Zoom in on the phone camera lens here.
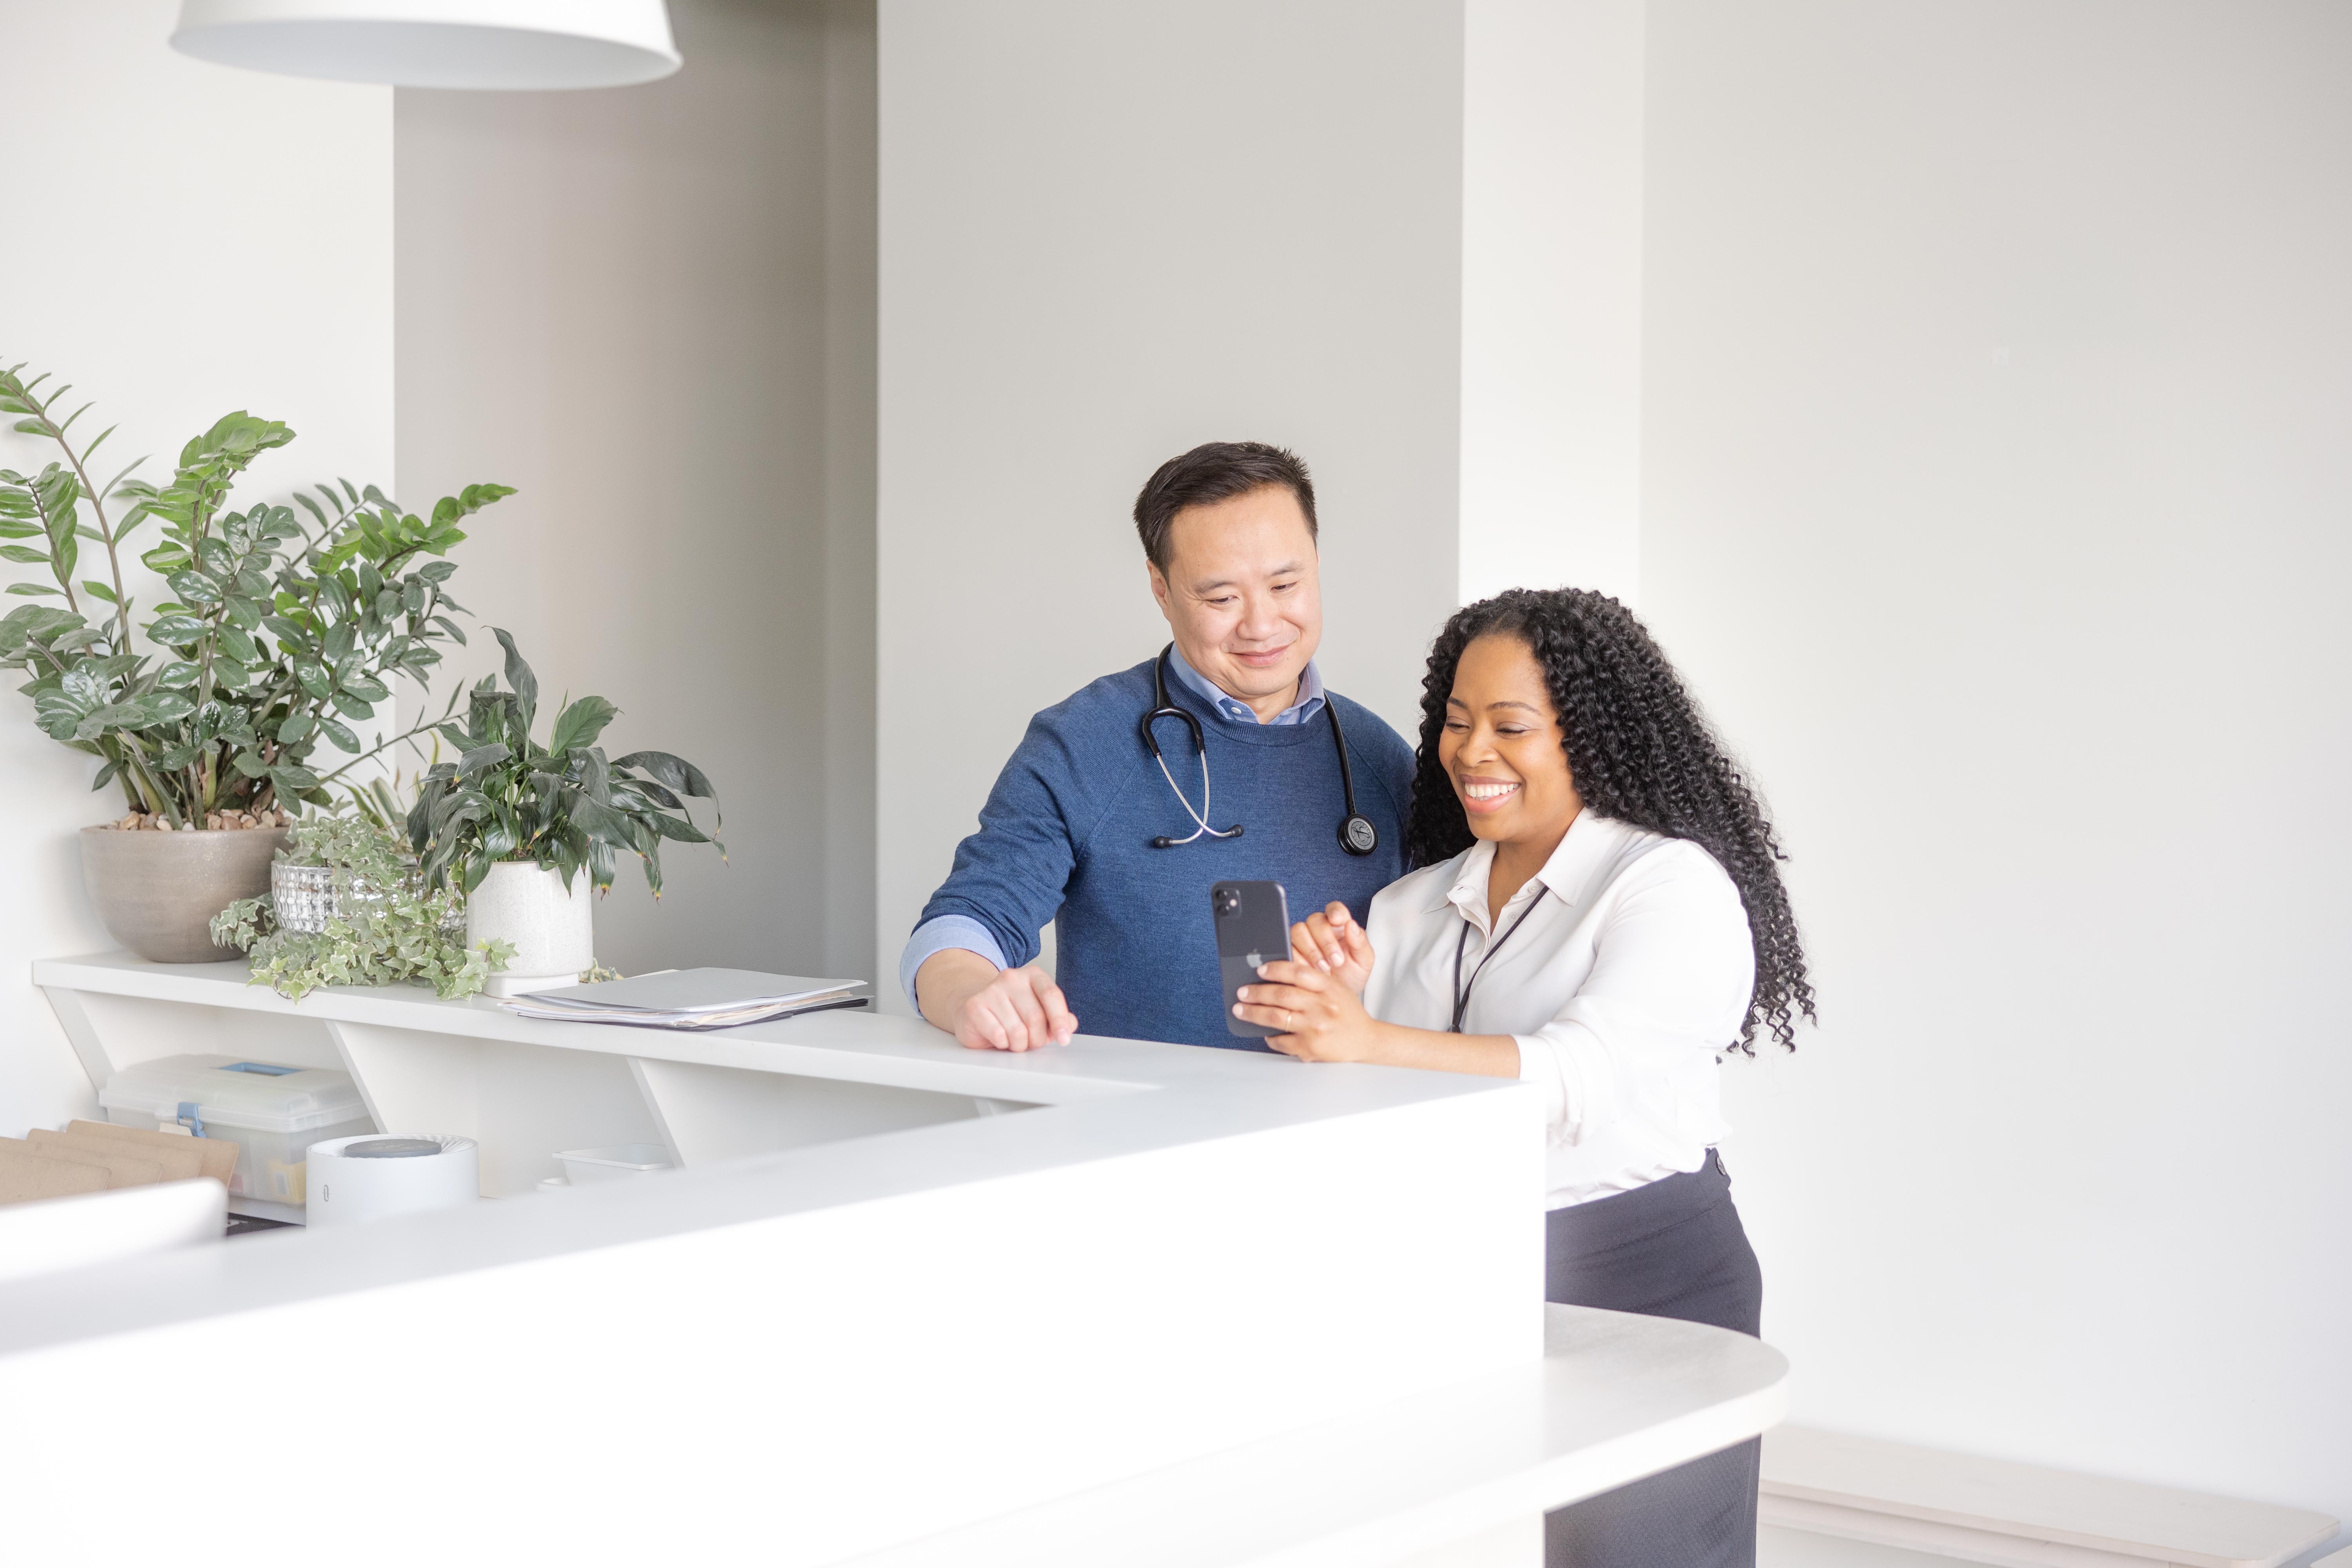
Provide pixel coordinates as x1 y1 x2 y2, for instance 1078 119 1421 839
1214 888 1240 916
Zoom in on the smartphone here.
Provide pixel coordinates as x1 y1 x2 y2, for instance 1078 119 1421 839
1213 880 1292 1039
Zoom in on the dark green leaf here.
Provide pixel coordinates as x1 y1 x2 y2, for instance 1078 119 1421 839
74 691 194 741
34 664 109 739
614 750 717 800
217 623 258 665
293 661 332 700
491 627 537 730
646 812 711 844
457 742 512 777
547 695 617 757
147 613 208 645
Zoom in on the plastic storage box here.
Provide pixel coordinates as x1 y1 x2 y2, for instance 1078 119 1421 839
97 1054 372 1206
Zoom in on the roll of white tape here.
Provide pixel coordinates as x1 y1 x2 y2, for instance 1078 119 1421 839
306 1134 480 1226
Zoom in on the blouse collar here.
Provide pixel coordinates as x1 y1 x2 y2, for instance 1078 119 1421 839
1427 809 1638 929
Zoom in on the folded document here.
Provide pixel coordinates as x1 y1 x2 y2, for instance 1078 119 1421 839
498 968 869 1030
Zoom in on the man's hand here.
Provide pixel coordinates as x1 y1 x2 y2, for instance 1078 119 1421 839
916 948 1077 1052
1289 901 1375 995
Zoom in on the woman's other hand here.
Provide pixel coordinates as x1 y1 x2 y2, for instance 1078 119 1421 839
1288 902 1374 995
1236 958 1383 1062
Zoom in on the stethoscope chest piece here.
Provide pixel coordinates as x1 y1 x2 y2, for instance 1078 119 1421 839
1339 813 1379 857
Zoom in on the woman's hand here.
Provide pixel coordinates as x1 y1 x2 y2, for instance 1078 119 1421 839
1235 958 1386 1063
1289 902 1375 996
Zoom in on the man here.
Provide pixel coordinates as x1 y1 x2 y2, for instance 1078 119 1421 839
903 441 1418 1052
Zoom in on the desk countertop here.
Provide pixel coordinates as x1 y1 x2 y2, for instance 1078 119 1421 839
13 954 1785 1565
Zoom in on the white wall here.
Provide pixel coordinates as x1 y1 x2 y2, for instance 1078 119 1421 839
1640 0 2352 1528
394 0 878 983
1460 0 1644 608
875 0 1467 1000
0 4 391 1138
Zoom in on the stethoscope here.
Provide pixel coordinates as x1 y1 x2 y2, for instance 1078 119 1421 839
1138 644 1379 856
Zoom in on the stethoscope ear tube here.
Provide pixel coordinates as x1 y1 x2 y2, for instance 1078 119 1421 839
1142 645 1377 856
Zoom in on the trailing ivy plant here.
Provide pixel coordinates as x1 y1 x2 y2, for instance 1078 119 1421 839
408 629 723 897
0 362 512 825
209 815 515 1001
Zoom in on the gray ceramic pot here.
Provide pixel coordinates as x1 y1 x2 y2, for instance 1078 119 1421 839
79 825 289 963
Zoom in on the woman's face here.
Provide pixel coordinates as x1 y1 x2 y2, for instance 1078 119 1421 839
1439 633 1583 847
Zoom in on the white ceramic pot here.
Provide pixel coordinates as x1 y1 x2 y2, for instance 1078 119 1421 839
465 861 594 997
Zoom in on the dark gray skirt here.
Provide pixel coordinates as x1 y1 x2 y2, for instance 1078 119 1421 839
1543 1149 1764 1568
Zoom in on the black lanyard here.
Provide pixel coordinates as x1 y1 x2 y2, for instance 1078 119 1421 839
1449 898 1543 1033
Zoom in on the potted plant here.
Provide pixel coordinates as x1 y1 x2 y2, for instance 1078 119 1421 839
407 630 722 996
0 363 510 960
209 815 515 1001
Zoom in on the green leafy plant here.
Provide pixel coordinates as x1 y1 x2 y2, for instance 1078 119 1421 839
408 629 723 897
209 815 515 1001
0 363 512 826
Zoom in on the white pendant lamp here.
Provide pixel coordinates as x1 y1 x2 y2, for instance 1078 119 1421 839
170 0 681 91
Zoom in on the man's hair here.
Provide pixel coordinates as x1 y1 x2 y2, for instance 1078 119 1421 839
1132 441 1317 572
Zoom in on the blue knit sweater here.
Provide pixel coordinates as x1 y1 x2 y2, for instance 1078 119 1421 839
914 656 1418 1051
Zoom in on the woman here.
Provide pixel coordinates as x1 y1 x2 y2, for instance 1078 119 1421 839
1232 588 1813 1568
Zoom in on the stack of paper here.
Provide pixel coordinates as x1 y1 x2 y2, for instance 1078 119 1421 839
499 968 869 1031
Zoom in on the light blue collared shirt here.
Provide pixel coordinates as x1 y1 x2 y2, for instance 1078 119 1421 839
899 648 1328 1007
1164 643 1327 727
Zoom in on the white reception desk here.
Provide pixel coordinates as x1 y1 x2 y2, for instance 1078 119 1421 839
12 954 1788 1566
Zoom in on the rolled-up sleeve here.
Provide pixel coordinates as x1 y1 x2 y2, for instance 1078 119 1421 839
1512 848 1756 1145
900 915 1011 1011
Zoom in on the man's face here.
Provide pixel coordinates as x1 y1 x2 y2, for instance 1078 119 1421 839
1148 485 1322 718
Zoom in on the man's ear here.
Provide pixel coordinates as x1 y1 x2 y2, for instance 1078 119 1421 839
1147 561 1172 617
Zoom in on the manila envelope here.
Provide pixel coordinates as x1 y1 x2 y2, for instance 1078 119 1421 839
62 1120 238 1186
0 1147 109 1205
0 1136 163 1189
35 1126 205 1183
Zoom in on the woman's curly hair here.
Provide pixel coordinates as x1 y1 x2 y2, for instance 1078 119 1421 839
1405 588 1815 1053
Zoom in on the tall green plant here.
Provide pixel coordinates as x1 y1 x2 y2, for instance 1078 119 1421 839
0 363 511 824
408 630 723 897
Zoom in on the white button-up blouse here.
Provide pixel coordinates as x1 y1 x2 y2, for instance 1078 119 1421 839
1362 809 1756 1209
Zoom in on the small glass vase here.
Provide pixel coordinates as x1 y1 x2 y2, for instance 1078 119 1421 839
270 860 461 934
